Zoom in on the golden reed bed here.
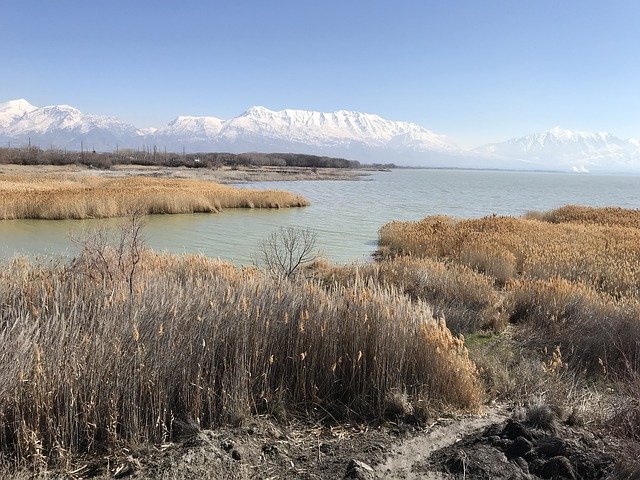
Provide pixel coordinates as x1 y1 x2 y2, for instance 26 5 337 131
0 173 309 219
377 205 640 375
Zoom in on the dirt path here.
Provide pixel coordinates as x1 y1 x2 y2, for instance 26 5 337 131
375 406 508 479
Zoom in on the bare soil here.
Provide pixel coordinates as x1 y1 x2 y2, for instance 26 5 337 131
2 406 633 479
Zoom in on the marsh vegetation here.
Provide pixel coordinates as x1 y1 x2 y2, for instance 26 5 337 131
0 204 639 477
0 173 309 220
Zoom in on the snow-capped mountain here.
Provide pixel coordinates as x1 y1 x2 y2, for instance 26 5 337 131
153 115 224 151
148 106 461 163
0 100 143 151
0 99 38 127
2 99 640 172
0 99 462 164
475 127 640 173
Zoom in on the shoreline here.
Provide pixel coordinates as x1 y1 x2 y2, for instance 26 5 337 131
0 163 376 183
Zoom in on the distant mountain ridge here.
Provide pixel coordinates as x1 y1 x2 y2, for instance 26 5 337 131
1 99 639 173
475 126 640 173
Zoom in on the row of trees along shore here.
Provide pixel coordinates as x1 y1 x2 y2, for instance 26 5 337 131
0 146 395 170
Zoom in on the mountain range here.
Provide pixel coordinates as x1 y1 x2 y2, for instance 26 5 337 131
1 99 639 173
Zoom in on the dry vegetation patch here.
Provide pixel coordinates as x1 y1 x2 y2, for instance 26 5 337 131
310 256 505 333
0 248 481 467
379 205 640 380
380 214 640 297
0 173 308 220
526 204 640 229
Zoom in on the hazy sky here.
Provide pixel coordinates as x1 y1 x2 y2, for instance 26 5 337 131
2 0 639 148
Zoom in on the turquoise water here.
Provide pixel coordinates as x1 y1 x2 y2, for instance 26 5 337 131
1 169 639 264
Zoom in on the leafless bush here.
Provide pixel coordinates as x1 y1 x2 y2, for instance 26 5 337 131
257 226 318 278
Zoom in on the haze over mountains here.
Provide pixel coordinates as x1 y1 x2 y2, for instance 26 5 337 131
1 99 639 173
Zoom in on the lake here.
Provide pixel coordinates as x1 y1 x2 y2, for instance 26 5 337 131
1 169 639 264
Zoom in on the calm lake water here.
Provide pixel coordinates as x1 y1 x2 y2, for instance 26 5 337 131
1 169 639 264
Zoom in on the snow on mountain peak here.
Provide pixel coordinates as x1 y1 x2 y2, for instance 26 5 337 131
474 126 640 173
1 99 36 110
1 98 638 172
0 99 38 127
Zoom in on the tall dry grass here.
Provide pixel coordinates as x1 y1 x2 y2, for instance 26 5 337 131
380 212 640 297
0 249 481 467
379 206 640 378
0 173 308 220
526 204 640 229
507 278 640 374
310 256 505 333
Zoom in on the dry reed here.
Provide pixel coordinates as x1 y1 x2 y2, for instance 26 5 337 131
526 204 640 229
0 248 481 467
0 173 308 220
310 256 505 333
380 211 640 297
379 206 640 377
507 278 640 374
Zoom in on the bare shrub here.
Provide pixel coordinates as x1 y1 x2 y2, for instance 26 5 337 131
524 399 558 430
257 226 318 278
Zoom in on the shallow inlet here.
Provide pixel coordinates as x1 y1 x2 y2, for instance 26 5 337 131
1 168 639 263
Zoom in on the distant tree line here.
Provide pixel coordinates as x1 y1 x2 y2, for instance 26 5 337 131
0 147 395 170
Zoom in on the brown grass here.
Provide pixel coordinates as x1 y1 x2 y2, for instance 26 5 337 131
507 278 640 374
526 204 640 229
379 206 640 378
310 256 505 333
0 173 309 220
380 213 640 297
0 247 481 467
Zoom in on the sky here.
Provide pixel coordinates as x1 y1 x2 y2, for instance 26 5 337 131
1 0 639 148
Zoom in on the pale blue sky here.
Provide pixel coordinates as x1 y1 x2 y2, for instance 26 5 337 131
2 0 639 148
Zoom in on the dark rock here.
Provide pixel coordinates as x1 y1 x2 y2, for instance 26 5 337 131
231 449 242 461
541 456 576 480
502 420 534 441
489 435 513 450
484 423 504 437
524 449 539 463
172 418 201 441
445 451 466 473
570 450 615 479
513 456 529 474
507 436 533 458
443 444 529 479
535 437 571 458
529 458 546 475
344 459 374 479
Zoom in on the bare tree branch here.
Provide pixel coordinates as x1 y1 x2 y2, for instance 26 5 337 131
257 227 318 278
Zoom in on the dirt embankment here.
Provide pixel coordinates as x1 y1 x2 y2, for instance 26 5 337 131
2 406 633 479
